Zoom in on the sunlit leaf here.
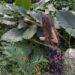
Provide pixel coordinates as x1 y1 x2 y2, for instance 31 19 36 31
1 28 22 42
0 18 16 26
15 0 32 9
16 7 27 17
27 11 42 21
56 10 75 37
23 25 37 39
17 21 28 29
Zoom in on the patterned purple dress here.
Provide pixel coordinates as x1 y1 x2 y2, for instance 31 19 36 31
41 14 62 75
48 47 62 75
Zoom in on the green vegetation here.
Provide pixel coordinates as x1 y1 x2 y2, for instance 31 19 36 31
0 0 75 75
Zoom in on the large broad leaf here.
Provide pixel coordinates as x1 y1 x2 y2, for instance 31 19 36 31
17 21 28 29
56 11 71 28
3 14 14 20
0 18 16 26
16 7 27 17
0 4 19 16
0 6 17 26
66 28 75 37
27 11 42 21
47 4 56 12
33 0 49 10
56 10 75 37
15 0 32 9
0 9 10 15
23 25 37 39
1 28 22 42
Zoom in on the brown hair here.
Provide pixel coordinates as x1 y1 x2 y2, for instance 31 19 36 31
42 14 59 45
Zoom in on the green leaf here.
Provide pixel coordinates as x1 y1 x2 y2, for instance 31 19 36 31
56 10 75 37
0 7 17 26
1 28 22 42
66 28 75 37
16 7 27 17
0 18 16 26
27 11 42 21
15 0 32 9
23 25 37 39
17 22 28 29
56 10 75 28
0 8 12 15
15 43 33 56
33 0 49 10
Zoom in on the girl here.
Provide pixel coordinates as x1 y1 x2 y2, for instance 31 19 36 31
38 14 62 75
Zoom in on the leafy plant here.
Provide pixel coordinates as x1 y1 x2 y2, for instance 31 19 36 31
15 0 32 9
0 0 75 75
0 2 48 75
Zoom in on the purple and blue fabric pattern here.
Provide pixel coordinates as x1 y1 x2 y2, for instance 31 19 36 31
48 48 62 75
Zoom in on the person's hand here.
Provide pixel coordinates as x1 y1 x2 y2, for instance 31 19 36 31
39 36 45 41
36 21 43 27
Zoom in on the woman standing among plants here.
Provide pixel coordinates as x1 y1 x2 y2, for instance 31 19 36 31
38 14 62 75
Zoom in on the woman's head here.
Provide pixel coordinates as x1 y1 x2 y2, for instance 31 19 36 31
42 14 59 45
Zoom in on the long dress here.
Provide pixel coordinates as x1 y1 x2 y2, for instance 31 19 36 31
48 26 62 75
41 14 62 75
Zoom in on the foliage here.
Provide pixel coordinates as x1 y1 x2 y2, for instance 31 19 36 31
0 2 49 75
15 0 32 9
0 0 75 75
